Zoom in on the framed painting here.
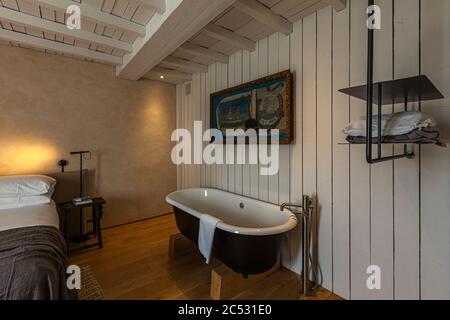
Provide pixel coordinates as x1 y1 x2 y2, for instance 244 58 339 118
210 70 294 144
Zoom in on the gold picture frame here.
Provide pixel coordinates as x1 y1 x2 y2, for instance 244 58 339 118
210 70 294 145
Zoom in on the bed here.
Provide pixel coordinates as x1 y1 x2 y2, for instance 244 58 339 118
0 201 59 232
0 175 76 300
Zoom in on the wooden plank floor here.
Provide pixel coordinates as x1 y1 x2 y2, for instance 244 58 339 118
70 214 342 300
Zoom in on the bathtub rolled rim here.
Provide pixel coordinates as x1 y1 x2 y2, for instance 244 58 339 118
166 188 298 236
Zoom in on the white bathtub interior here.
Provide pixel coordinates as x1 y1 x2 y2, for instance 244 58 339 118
166 188 297 235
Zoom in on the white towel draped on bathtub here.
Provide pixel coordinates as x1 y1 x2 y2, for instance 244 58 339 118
198 213 222 264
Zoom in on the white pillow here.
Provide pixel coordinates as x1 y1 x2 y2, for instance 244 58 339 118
343 111 437 137
0 194 52 210
0 175 56 197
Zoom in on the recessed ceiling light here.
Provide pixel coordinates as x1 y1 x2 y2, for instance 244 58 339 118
160 75 165 79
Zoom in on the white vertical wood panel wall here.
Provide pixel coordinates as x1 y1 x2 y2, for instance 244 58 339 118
175 0 450 300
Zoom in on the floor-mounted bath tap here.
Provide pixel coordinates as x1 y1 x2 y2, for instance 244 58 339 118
281 195 318 297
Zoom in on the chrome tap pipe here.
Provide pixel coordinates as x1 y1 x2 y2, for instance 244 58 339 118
281 195 317 297
302 211 310 295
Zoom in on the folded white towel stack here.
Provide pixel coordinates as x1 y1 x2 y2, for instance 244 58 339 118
198 213 222 264
343 111 437 137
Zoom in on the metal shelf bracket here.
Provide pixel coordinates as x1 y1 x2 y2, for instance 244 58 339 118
366 0 414 164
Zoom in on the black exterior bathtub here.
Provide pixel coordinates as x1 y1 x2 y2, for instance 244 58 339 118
173 207 285 276
167 189 297 277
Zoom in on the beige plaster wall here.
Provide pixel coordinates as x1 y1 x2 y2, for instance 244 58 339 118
0 45 177 227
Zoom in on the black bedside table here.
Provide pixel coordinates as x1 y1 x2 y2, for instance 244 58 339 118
59 197 105 252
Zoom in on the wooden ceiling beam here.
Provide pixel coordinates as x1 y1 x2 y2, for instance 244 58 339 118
178 42 229 64
33 0 146 37
0 28 122 65
233 0 293 35
116 0 235 80
202 23 256 51
331 0 347 12
141 0 166 14
0 7 132 52
162 56 208 73
292 0 348 21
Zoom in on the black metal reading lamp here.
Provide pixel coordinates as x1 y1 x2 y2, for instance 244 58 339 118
70 150 91 199
70 150 92 241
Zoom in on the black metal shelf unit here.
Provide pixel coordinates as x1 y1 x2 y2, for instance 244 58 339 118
338 0 444 164
339 75 443 106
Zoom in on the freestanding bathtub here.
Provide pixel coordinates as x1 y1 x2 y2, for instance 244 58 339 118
166 188 297 277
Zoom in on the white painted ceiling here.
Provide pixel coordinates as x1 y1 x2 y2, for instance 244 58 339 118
0 0 346 83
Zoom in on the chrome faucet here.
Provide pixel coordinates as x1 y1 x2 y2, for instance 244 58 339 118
281 196 313 213
280 202 303 212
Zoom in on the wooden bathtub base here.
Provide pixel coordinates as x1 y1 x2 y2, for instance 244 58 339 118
168 233 196 260
210 261 280 300
169 233 281 300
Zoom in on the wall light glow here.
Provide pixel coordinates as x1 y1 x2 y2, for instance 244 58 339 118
0 140 58 175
